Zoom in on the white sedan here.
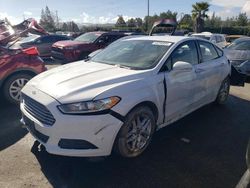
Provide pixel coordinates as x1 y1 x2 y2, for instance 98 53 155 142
20 36 241 158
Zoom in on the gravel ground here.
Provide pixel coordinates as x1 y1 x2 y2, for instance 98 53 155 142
0 82 250 188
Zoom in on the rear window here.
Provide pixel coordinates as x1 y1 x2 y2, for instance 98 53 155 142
198 41 219 62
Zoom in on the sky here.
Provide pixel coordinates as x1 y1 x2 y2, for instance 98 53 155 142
0 0 249 24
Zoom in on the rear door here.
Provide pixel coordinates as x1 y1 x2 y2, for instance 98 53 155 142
196 40 228 101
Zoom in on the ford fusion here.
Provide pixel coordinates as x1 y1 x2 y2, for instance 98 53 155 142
20 36 232 158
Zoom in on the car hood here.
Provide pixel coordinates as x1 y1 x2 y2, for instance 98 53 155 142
224 49 250 61
53 40 89 48
26 61 147 103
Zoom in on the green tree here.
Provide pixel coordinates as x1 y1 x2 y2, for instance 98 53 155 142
205 12 222 28
61 22 68 31
68 21 80 32
236 12 248 26
192 1 210 32
159 10 178 20
126 18 136 27
135 18 143 28
40 6 56 32
116 15 126 27
179 14 193 30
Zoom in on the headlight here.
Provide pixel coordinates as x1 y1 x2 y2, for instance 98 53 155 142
58 97 121 114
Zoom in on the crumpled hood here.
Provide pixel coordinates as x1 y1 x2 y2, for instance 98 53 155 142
26 61 146 103
224 49 250 61
53 40 89 48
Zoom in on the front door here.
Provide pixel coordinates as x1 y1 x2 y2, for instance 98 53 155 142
164 40 200 124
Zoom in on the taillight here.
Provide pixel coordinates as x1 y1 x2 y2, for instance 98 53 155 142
22 47 39 56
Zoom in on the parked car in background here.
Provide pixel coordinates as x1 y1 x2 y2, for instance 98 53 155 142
225 35 246 45
10 34 70 58
20 36 244 158
191 32 227 48
51 31 126 63
224 37 250 77
0 19 47 103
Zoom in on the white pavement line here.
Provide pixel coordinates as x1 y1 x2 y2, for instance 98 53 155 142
236 170 250 188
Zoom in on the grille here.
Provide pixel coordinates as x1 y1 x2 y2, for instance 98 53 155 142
22 94 56 126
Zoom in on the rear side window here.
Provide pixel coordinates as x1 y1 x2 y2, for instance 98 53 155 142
198 41 219 62
215 36 220 43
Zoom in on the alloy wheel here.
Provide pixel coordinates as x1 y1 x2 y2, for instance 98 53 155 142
9 78 29 101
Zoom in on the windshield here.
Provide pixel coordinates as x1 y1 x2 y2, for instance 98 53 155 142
192 35 210 40
74 33 101 43
91 40 172 70
20 35 40 43
226 39 250 50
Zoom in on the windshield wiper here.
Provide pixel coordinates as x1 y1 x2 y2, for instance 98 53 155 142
115 64 133 70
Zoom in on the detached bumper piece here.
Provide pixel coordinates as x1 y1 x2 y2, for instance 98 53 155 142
58 139 98 150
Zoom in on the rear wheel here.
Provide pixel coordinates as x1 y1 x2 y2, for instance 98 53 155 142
3 74 32 104
215 77 230 105
114 106 156 158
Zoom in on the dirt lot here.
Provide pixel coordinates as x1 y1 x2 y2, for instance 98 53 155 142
0 82 250 188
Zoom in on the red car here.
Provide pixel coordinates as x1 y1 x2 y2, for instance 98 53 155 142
52 31 126 63
0 19 46 104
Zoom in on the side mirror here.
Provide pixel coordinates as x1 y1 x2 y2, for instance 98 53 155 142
173 61 193 72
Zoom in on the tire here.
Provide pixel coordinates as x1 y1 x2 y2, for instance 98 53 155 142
3 74 32 104
215 77 230 105
114 106 156 158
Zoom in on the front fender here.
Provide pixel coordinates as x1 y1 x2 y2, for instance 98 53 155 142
95 74 165 124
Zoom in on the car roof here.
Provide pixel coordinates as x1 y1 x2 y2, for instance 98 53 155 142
192 32 224 37
233 37 250 42
122 35 188 43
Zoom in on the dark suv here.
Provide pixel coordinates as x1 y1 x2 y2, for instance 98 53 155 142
52 31 126 63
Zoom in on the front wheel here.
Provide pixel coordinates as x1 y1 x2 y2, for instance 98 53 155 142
114 106 156 158
3 74 32 104
215 77 230 105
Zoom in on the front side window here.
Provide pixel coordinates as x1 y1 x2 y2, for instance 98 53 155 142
92 40 172 70
198 41 219 62
171 41 199 66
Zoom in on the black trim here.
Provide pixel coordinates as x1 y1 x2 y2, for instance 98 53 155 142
195 40 202 64
109 110 125 122
58 139 98 150
57 107 111 116
163 77 167 123
57 106 125 122
22 115 49 143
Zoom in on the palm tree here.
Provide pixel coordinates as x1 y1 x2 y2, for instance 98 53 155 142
192 1 210 33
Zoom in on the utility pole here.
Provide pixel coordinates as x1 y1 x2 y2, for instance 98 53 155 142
146 0 150 32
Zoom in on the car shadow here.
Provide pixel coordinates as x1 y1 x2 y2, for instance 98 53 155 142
32 95 250 188
0 97 28 151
